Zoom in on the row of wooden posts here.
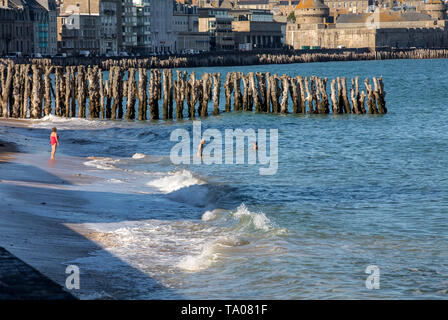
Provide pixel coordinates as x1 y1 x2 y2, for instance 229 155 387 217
4 48 446 70
0 63 387 120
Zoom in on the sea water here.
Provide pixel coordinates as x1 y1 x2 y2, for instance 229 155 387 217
1 58 448 299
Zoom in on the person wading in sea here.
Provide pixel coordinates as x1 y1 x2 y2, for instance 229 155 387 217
50 127 60 159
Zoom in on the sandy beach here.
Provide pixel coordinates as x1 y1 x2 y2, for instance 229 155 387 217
0 123 176 299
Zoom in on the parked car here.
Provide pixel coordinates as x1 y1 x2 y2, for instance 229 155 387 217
79 50 90 57
4 52 22 58
31 53 43 58
119 51 129 57
53 53 67 58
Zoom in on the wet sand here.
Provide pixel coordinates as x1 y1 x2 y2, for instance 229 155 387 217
0 127 174 299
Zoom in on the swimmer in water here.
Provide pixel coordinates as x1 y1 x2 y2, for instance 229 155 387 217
253 141 258 151
198 139 205 158
50 127 59 159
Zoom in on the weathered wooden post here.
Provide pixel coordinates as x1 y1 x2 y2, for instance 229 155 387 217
168 69 174 119
11 64 22 118
200 73 210 117
317 77 329 114
70 67 77 117
350 78 360 114
373 77 387 114
212 72 221 115
104 67 113 119
265 72 271 113
304 77 314 114
125 68 137 120
341 77 351 114
21 64 31 118
330 79 339 114
297 76 306 114
270 74 281 113
364 78 377 114
43 66 53 117
249 72 261 113
224 72 233 112
1 63 14 118
162 69 169 119
280 74 289 114
149 69 160 120
30 65 43 119
87 66 100 119
98 67 105 119
256 72 266 112
187 72 197 118
289 77 300 113
137 68 148 120
77 66 88 118
233 72 243 111
242 73 249 111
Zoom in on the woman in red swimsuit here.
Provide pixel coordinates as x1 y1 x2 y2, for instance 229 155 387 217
50 127 59 159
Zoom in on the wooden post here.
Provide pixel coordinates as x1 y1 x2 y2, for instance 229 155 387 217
304 77 314 114
11 64 22 118
77 66 87 118
256 72 266 112
162 69 169 120
233 72 243 111
87 66 100 119
297 76 306 114
364 78 377 114
98 67 105 119
341 77 351 113
70 67 77 118
242 73 249 111
373 77 387 114
43 66 53 117
289 77 300 113
224 72 233 112
212 72 221 115
21 64 31 118
270 74 281 113
265 72 271 113
317 77 329 114
350 78 360 114
168 69 174 119
125 68 137 120
249 72 261 113
1 63 14 118
336 77 344 114
200 73 210 117
137 67 148 120
280 74 289 114
30 65 43 119
188 72 197 118
330 79 338 114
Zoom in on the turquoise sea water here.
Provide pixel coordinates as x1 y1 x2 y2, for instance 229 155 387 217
2 58 448 299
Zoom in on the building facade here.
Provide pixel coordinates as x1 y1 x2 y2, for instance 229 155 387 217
174 2 210 52
0 0 33 55
286 0 448 49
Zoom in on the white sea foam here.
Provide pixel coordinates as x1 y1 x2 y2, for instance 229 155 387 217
233 203 273 231
146 170 205 193
201 209 221 221
83 157 119 170
132 153 147 159
30 115 113 130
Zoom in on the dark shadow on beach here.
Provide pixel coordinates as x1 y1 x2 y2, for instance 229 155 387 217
0 160 184 299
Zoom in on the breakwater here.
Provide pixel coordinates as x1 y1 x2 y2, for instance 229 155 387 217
0 62 387 120
1 48 447 70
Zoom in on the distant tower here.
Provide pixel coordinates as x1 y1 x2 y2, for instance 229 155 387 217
424 0 446 20
294 0 330 24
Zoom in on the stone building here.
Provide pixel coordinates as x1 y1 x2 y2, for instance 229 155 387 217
150 0 176 53
174 2 210 52
60 0 121 55
286 0 448 49
0 0 33 55
230 9 283 48
199 7 235 50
